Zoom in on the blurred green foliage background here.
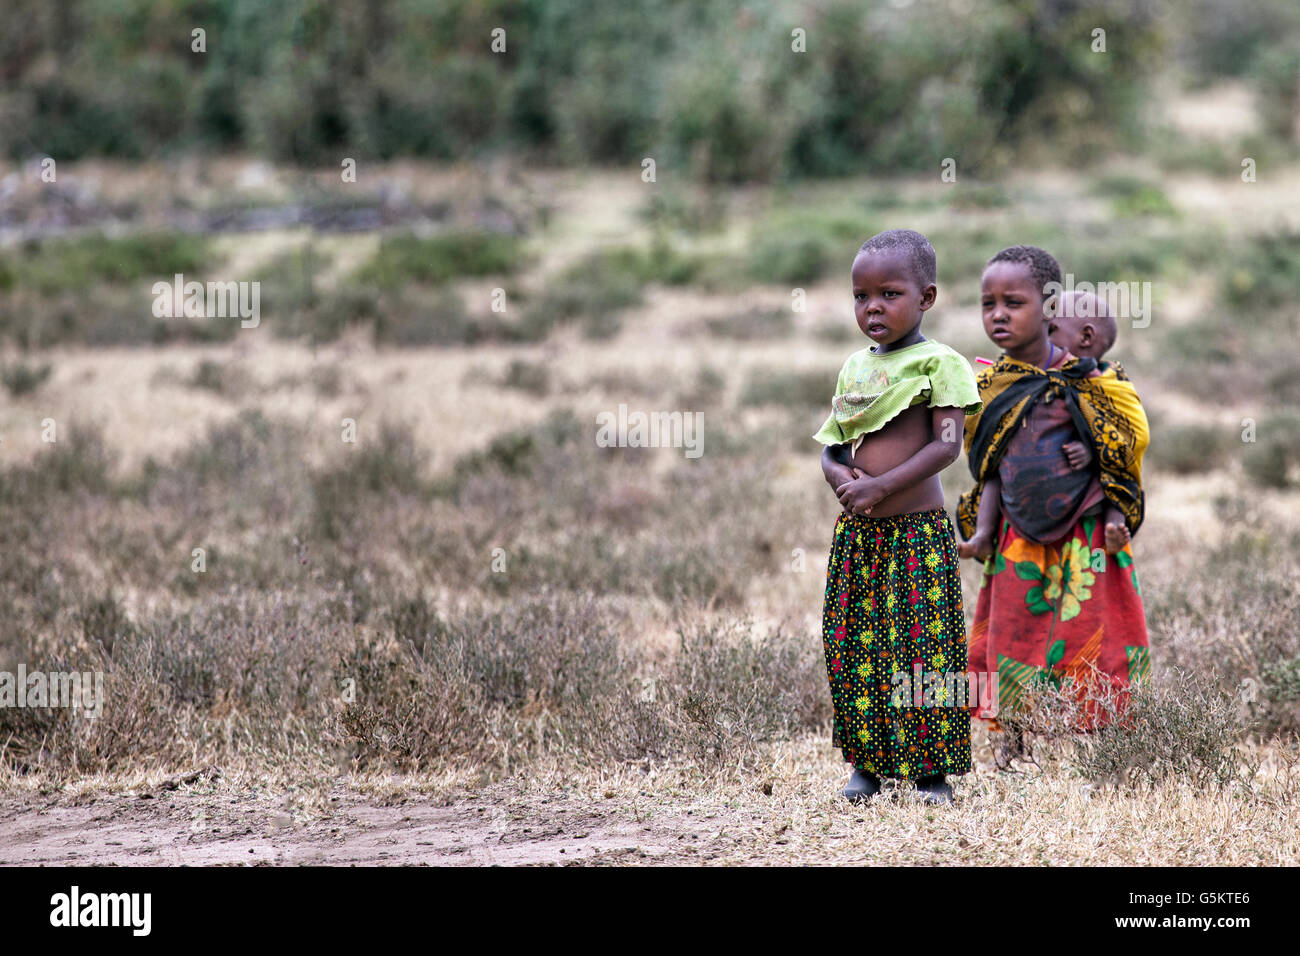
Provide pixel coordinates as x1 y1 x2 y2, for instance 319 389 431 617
1 0 1296 179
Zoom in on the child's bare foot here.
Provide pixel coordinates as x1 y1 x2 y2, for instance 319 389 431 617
957 532 993 562
1104 520 1130 555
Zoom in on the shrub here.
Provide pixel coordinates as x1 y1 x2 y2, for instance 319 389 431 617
637 187 729 235
352 231 522 288
1146 423 1231 474
311 421 428 540
705 309 793 340
334 597 828 772
0 360 52 397
1252 39 1300 141
0 422 116 504
995 665 1254 791
740 368 830 408
1091 175 1178 218
1150 520 1300 738
1241 412 1300 488
1069 671 1254 790
188 358 252 396
14 233 214 295
498 358 550 396
1219 230 1300 308
663 618 829 763
519 250 645 341
744 209 870 287
372 287 476 346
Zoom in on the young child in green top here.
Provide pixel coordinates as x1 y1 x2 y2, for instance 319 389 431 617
815 229 982 805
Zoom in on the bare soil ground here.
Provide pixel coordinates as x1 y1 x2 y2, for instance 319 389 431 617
4 733 1297 866
0 791 716 866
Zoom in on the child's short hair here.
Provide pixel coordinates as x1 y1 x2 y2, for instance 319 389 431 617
857 228 937 289
986 245 1062 303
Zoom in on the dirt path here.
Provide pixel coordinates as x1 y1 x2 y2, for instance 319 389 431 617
0 789 728 866
5 735 1298 867
6 764 1297 866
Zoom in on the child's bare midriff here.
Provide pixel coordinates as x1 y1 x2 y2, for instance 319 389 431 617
847 405 945 516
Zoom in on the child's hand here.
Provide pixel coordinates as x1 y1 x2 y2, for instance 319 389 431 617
957 532 994 562
836 469 888 514
822 459 855 492
1063 440 1092 470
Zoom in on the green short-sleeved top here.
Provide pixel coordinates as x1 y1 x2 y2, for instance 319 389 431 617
813 339 982 451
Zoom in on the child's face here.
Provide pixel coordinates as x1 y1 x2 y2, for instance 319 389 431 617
1048 314 1092 357
1049 291 1108 358
851 249 935 349
981 261 1050 353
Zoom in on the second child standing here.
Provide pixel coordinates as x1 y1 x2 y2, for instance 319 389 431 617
957 246 1151 743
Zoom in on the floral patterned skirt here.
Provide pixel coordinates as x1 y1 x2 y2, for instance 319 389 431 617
968 511 1150 731
821 509 972 779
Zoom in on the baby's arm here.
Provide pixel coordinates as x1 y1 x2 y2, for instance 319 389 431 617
835 406 965 514
957 475 1000 561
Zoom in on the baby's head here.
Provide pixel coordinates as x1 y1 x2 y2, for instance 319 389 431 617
1049 290 1117 360
851 228 937 350
980 245 1062 353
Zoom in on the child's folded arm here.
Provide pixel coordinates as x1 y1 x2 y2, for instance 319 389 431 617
821 443 854 490
849 406 967 505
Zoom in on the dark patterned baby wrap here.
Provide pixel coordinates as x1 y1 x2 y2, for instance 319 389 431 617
822 509 972 778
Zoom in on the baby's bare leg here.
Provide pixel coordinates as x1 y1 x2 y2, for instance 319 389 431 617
958 476 1001 561
1103 504 1130 555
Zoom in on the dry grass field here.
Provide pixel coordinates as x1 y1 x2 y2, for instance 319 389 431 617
1 92 1299 863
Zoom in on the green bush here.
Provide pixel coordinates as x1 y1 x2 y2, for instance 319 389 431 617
1180 0 1300 80
947 183 1011 211
352 231 522 289
747 233 837 286
1219 231 1300 308
519 249 646 341
638 188 729 235
14 233 215 295
1 0 1163 182
1091 175 1178 218
745 209 865 285
1251 39 1300 142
